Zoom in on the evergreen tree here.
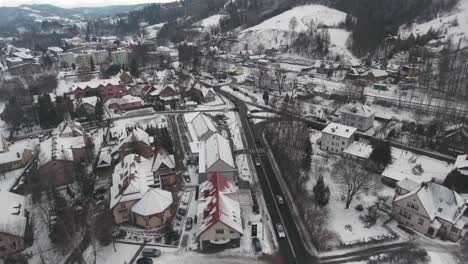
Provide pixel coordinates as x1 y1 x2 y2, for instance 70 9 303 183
158 127 174 153
369 141 392 169
75 163 95 201
130 58 140 77
90 57 95 72
313 175 330 207
263 91 269 105
106 64 121 76
302 138 312 172
95 99 104 121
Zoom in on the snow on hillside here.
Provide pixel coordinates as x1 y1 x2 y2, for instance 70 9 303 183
194 14 224 31
234 4 355 59
145 22 166 39
400 0 468 46
245 4 346 32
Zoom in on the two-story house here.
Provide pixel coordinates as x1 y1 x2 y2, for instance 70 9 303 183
0 192 28 257
393 179 467 242
111 127 154 162
151 147 177 188
197 173 243 251
321 123 357 154
339 102 375 132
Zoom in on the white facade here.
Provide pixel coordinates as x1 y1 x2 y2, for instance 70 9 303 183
321 123 356 154
339 102 375 131
93 50 109 65
75 53 92 69
111 49 129 66
58 52 75 68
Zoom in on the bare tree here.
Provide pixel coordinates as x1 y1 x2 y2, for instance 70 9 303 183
273 64 286 95
289 16 298 36
332 159 377 209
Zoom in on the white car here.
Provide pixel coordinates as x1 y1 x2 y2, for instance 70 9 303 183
276 223 286 238
276 195 284 204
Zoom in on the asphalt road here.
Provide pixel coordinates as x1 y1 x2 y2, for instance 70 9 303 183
218 89 312 264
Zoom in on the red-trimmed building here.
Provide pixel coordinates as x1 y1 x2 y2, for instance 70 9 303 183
196 173 243 251
69 80 128 102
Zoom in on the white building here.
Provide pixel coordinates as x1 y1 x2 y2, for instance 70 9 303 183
343 140 373 162
75 53 92 69
339 102 375 131
198 133 236 182
0 192 28 257
47 47 63 56
58 52 75 68
93 49 109 65
111 49 129 66
321 123 356 154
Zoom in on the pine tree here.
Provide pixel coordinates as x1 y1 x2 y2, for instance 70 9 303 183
263 91 269 105
313 175 330 207
95 99 104 121
302 138 312 172
90 57 95 72
369 141 392 169
130 58 140 77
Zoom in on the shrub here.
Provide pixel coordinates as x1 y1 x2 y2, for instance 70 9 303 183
355 204 364 211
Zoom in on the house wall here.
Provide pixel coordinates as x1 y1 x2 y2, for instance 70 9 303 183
321 132 354 154
340 112 375 131
112 200 138 225
133 208 173 229
199 222 241 243
0 232 25 257
203 92 216 103
392 195 432 235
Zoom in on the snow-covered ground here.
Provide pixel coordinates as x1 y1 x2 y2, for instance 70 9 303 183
145 22 166 39
400 0 468 47
194 14 224 31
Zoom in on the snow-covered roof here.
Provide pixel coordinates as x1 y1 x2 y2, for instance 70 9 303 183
0 148 28 164
112 128 152 155
395 182 466 225
51 120 85 137
343 141 372 159
151 147 175 172
454 154 468 176
38 135 85 167
197 173 243 237
105 95 143 107
201 87 215 98
69 78 121 92
74 96 99 108
322 123 356 138
191 113 217 141
0 191 27 238
199 133 235 173
369 69 388 78
340 102 374 117
396 178 420 192
48 47 63 53
109 154 155 209
97 147 112 168
131 188 172 216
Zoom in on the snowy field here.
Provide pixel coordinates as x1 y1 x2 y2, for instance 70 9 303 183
145 22 166 39
194 14 224 31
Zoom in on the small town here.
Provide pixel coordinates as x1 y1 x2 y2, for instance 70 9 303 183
0 0 468 264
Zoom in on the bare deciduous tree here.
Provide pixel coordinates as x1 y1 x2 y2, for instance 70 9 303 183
332 159 377 209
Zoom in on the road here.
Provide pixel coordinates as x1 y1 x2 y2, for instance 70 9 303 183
217 88 313 264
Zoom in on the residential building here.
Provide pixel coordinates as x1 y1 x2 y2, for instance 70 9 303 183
198 133 236 182
75 53 92 69
339 102 375 131
321 123 356 154
343 140 373 162
109 154 174 229
0 192 28 257
74 96 99 117
111 127 154 161
105 95 144 111
68 79 127 102
197 173 243 251
184 112 218 142
367 69 389 82
111 49 129 66
147 84 179 104
393 180 466 242
58 52 75 68
151 147 177 188
37 120 88 187
93 49 109 65
5 57 23 68
436 124 468 155
0 148 33 173
47 47 63 57
186 80 216 103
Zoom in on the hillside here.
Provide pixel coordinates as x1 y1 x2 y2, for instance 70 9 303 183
399 0 468 47
233 4 355 60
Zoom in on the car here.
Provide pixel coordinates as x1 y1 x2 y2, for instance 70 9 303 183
186 217 193 231
141 248 161 258
255 157 261 166
252 237 262 252
136 257 153 264
276 223 286 238
276 195 284 204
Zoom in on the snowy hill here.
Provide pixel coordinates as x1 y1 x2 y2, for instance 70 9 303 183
193 14 225 31
234 4 355 59
400 0 468 47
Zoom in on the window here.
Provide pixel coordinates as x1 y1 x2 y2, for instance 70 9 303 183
120 203 126 209
418 218 424 225
215 229 224 234
230 230 235 234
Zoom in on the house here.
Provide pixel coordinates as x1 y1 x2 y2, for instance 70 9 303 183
186 80 216 103
392 180 466 242
197 173 243 250
105 95 144 111
453 154 468 176
400 65 420 78
68 79 127 102
97 147 112 169
367 69 389 82
74 96 99 117
109 154 174 229
436 124 468 155
320 123 357 154
0 192 28 257
343 141 373 162
111 127 154 161
151 147 177 188
339 102 375 131
198 133 236 182
37 120 88 187
119 71 133 84
0 148 33 173
184 112 218 142
111 49 129 66
147 84 179 104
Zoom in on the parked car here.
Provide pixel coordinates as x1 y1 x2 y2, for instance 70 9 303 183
186 217 193 231
136 257 153 264
252 237 262 252
141 248 161 258
255 157 261 166
276 223 286 238
276 195 284 204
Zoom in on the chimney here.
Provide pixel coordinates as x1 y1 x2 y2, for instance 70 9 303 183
16 152 20 158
